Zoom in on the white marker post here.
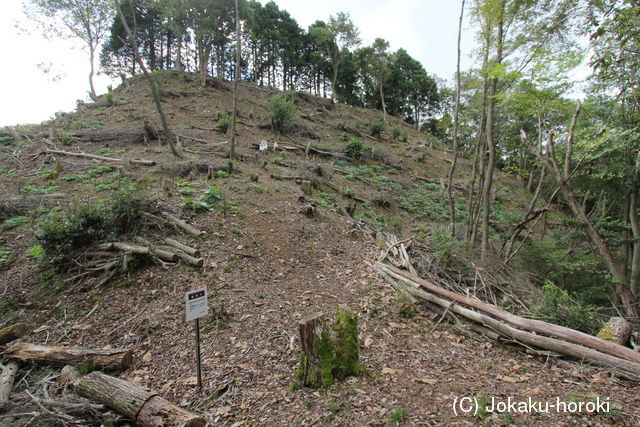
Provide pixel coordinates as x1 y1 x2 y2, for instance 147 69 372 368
185 288 208 388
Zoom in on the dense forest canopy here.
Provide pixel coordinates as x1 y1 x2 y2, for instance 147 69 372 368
24 0 640 319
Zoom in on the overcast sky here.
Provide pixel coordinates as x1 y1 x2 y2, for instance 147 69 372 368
0 0 476 127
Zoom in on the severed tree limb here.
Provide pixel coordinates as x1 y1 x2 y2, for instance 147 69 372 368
163 238 200 256
73 370 205 426
43 149 155 166
174 252 204 267
0 323 28 346
4 343 133 372
104 241 178 263
161 212 204 236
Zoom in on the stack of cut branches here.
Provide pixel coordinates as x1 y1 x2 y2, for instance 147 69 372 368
380 230 537 315
370 232 640 381
42 208 204 289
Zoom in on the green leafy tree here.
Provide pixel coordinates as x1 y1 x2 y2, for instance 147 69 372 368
310 12 360 101
25 0 114 100
357 38 391 120
386 49 440 126
102 0 168 76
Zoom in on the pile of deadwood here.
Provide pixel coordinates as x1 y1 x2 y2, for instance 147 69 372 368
0 323 207 425
368 232 640 382
49 209 206 290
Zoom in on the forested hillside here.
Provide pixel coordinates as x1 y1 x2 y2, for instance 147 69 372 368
0 0 639 425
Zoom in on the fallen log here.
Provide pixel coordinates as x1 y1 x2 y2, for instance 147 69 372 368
74 371 206 426
0 361 19 407
68 130 148 145
377 262 640 365
0 323 28 346
161 212 204 236
284 136 349 159
3 343 132 372
374 263 640 380
163 238 200 257
43 149 155 166
0 194 66 219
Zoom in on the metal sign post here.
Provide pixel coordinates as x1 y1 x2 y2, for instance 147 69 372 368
185 288 208 389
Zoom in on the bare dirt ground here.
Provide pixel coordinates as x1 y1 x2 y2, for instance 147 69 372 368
1 73 639 426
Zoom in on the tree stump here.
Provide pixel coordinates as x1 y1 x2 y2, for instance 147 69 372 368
74 371 206 426
597 317 633 345
301 180 313 196
297 306 361 388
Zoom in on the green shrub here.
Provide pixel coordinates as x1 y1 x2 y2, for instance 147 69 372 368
27 245 45 258
183 187 225 212
23 185 59 195
38 188 143 255
394 291 415 319
344 138 364 161
392 125 408 141
58 132 74 145
431 226 463 266
4 216 29 230
216 112 231 133
104 91 114 106
370 121 385 138
337 132 348 142
388 406 409 425
0 249 10 266
268 94 294 133
272 153 286 165
533 281 599 333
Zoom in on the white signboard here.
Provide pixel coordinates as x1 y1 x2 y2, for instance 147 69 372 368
185 288 208 322
259 140 268 151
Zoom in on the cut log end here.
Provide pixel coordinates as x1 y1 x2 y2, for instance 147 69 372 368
0 323 29 346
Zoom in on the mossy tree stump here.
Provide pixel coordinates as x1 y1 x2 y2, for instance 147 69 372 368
297 306 361 388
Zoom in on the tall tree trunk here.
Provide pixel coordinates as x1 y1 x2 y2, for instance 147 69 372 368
176 34 182 71
448 0 465 237
331 62 339 101
88 43 98 101
230 0 241 160
630 190 640 297
115 0 181 159
379 82 387 122
480 4 504 261
467 25 490 244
